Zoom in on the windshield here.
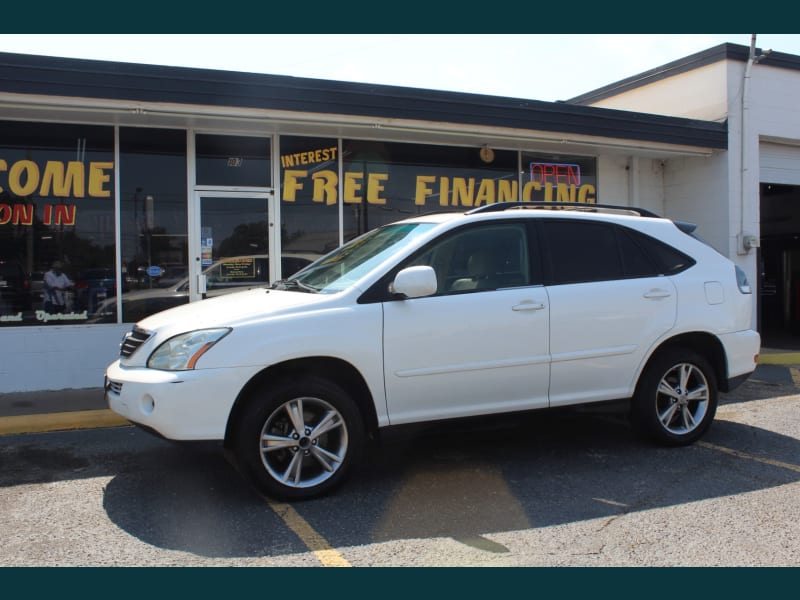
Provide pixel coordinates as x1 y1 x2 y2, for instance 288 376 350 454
274 222 436 293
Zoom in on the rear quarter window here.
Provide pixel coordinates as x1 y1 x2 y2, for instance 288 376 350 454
625 228 696 275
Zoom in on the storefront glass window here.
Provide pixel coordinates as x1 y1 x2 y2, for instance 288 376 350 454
341 140 518 241
279 136 340 271
520 152 598 204
115 128 188 324
0 121 115 327
196 134 270 187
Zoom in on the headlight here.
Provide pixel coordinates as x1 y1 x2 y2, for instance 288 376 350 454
147 328 231 371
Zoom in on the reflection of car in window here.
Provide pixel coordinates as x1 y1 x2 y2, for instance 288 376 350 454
74 268 129 315
89 254 316 323
0 260 31 313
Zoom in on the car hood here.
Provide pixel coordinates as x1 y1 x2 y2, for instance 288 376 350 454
137 287 338 333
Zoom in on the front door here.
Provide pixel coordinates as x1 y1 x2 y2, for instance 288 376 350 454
191 192 274 301
382 221 550 425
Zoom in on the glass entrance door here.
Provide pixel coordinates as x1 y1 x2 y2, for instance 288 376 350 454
192 192 273 301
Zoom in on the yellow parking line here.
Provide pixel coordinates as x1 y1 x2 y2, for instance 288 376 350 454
267 500 351 567
698 441 800 473
0 410 130 436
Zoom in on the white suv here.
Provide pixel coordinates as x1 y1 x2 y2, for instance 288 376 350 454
105 202 760 500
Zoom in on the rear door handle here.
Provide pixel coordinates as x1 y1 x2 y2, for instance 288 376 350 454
643 289 672 299
512 301 545 311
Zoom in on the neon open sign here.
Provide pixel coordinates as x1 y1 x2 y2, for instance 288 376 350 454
530 162 581 186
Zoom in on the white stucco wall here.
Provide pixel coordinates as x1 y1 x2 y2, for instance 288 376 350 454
0 324 128 393
589 62 729 122
748 62 800 141
662 153 731 255
597 155 664 214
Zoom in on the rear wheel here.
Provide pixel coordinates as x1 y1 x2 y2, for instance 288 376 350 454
632 348 718 446
233 376 364 500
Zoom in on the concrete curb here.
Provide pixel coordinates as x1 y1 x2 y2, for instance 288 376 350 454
0 409 130 436
757 352 800 365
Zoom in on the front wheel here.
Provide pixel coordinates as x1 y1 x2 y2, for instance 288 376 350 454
631 349 718 446
233 376 364 501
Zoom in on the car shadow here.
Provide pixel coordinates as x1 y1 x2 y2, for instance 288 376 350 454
95 407 800 559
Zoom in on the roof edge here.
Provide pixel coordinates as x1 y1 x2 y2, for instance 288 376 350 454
567 42 800 106
0 50 728 150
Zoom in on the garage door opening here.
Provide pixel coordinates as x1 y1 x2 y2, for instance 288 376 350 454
759 183 800 349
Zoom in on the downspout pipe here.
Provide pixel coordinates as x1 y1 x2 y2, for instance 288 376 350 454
739 34 771 255
738 34 756 255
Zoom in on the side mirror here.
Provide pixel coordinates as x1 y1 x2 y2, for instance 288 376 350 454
391 266 438 299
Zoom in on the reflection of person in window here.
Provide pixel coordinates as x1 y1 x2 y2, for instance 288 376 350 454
44 261 73 314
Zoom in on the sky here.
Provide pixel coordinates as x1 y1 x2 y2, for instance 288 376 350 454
2 33 800 103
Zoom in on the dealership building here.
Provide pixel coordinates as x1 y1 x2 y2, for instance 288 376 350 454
0 42 798 394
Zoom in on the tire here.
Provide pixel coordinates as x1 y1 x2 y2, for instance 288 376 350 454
631 348 718 446
233 376 364 501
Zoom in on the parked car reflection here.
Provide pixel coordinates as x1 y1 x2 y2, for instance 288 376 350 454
89 254 316 323
74 267 130 315
0 259 31 313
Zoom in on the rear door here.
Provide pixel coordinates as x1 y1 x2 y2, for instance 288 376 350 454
541 219 678 406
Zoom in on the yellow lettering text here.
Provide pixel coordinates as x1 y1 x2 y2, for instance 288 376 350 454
40 161 86 198
498 180 518 202
452 177 475 207
312 170 338 205
439 178 450 207
8 160 39 196
88 162 112 198
282 170 307 202
366 173 388 205
344 172 363 204
578 184 596 203
415 176 436 206
522 181 541 201
474 179 496 207
556 183 576 203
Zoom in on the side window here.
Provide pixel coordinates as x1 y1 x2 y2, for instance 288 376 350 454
626 229 696 275
410 223 532 295
543 220 623 284
616 227 661 278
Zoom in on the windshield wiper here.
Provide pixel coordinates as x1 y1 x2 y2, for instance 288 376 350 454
270 279 319 293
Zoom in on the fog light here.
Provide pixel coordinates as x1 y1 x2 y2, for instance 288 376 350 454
141 394 155 415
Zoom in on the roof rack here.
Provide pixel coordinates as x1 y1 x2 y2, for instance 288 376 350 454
466 201 662 218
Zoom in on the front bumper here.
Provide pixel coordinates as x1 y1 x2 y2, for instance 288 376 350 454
104 360 263 440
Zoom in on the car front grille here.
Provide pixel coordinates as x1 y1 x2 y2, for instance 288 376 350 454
120 326 152 358
106 380 123 395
